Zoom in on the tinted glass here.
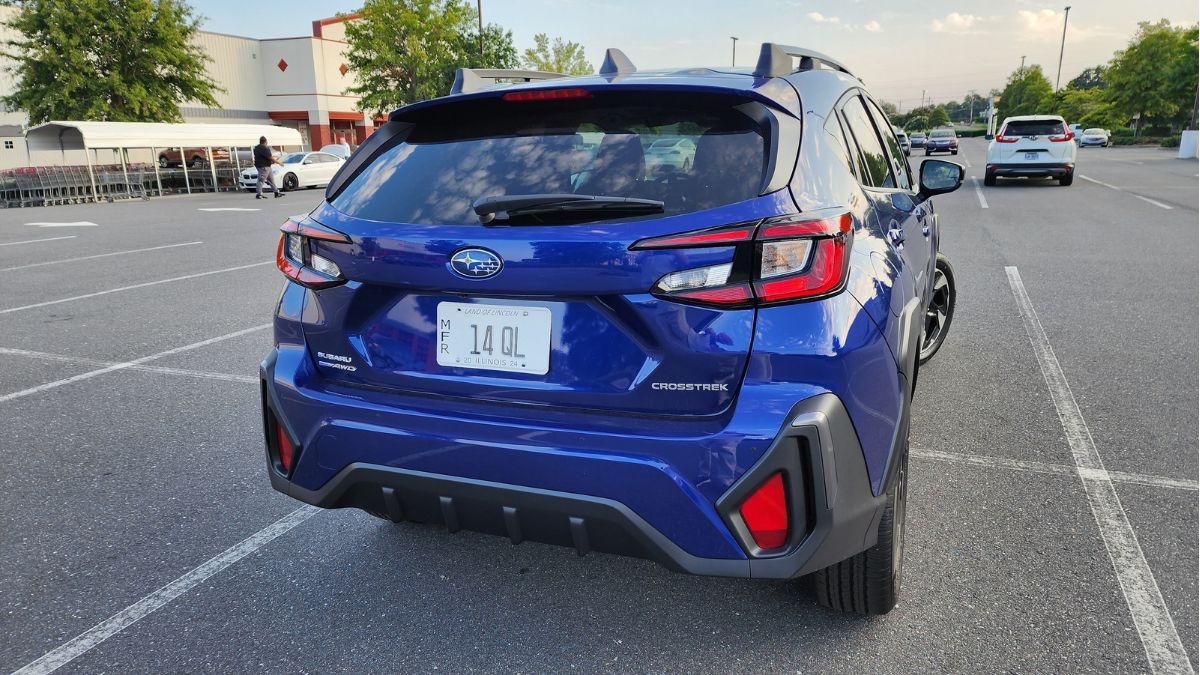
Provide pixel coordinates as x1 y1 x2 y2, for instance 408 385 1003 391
841 96 894 188
331 94 768 225
930 129 956 138
865 99 911 190
1002 120 1065 136
282 154 305 164
823 115 857 178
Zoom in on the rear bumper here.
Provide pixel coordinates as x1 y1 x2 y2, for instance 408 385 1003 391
986 162 1073 177
262 349 888 579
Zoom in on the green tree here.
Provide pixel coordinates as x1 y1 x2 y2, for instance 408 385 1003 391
997 64 1054 118
521 33 591 75
929 105 950 127
1104 20 1199 128
343 0 516 115
1055 88 1122 128
1067 66 1106 90
0 0 221 123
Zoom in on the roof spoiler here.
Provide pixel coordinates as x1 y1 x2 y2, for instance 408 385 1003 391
753 43 857 80
450 68 568 95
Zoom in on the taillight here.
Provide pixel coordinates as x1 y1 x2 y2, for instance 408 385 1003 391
995 134 1018 143
739 472 789 550
1048 128 1074 142
635 212 852 308
277 218 350 290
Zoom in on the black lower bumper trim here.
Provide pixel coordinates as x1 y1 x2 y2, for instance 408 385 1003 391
987 163 1073 177
270 461 751 577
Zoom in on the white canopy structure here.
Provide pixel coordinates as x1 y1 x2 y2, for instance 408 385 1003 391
23 121 304 199
24 121 302 153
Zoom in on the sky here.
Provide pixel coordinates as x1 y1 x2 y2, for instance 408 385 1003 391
193 0 1199 110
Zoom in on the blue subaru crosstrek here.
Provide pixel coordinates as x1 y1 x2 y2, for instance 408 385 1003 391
262 43 962 614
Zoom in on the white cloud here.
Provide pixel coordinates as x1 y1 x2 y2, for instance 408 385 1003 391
931 12 981 34
864 20 882 33
807 11 841 24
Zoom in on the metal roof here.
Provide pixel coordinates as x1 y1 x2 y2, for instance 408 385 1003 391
24 121 303 151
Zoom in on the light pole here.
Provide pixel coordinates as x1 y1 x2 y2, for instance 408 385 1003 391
1055 6 1071 92
477 0 484 57
730 37 738 67
1019 55 1026 73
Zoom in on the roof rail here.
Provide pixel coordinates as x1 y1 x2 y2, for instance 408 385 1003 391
753 43 856 79
450 68 568 95
599 48 636 76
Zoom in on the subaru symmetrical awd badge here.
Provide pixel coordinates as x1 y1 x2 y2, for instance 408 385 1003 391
450 248 503 279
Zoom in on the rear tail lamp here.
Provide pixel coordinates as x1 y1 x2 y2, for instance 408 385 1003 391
633 212 852 308
1048 128 1074 142
277 218 351 290
739 472 789 550
995 133 1018 143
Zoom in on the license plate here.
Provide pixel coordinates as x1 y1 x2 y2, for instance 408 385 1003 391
1024 152 1039 160
436 302 552 375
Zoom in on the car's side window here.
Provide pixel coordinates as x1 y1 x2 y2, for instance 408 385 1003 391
840 96 895 189
864 98 912 191
823 113 859 181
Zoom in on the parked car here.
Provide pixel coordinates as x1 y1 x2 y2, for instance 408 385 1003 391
1079 128 1111 147
1068 123 1083 143
262 43 963 616
894 129 911 156
909 132 927 148
158 147 231 169
239 151 345 191
924 128 958 155
984 115 1077 186
644 137 697 171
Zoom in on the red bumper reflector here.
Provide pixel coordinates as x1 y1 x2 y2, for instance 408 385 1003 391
276 424 296 473
739 472 788 550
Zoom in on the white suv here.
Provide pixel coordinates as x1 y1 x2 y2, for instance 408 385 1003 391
984 115 1077 186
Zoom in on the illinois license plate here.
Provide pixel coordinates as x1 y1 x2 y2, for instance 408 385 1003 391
436 302 552 375
1024 152 1039 160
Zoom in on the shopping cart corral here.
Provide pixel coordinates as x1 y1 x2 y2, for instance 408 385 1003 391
6 121 305 207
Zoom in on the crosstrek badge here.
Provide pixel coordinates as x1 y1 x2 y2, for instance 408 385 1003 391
652 383 730 391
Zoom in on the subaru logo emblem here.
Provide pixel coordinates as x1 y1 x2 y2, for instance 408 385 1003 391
450 248 503 279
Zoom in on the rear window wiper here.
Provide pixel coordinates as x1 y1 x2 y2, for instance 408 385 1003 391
473 193 664 224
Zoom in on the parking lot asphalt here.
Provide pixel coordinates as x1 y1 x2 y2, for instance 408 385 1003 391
0 140 1196 673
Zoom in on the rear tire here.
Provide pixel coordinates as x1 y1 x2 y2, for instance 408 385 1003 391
283 173 299 191
1059 171 1074 186
983 172 996 186
810 437 909 615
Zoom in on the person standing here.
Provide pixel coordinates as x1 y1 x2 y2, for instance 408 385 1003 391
253 136 284 199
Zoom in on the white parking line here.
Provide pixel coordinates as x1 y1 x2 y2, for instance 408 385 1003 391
971 176 989 208
197 208 260 212
1006 267 1194 675
0 347 257 384
912 448 1199 491
0 241 203 273
12 506 320 675
25 221 99 228
0 261 272 315
1079 175 1174 210
0 236 77 248
0 324 269 404
1133 194 1174 210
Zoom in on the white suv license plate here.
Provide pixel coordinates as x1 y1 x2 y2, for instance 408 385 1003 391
436 302 552 375
1024 152 1039 160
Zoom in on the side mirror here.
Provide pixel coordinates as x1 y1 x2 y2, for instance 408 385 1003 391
918 159 964 200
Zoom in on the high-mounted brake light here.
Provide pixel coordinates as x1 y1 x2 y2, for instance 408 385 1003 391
501 88 592 102
276 218 350 290
638 212 853 308
739 472 789 550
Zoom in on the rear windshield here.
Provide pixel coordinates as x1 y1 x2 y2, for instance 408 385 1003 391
1002 120 1065 136
330 92 769 225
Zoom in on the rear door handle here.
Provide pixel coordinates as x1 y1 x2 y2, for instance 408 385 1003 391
887 228 905 245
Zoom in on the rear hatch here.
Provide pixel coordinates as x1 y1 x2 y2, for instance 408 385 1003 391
298 89 800 417
996 119 1073 163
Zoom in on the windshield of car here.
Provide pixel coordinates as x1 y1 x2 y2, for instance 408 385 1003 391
1002 120 1065 136
1084 128 1105 135
930 130 955 138
330 93 769 225
282 153 306 164
911 133 925 138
